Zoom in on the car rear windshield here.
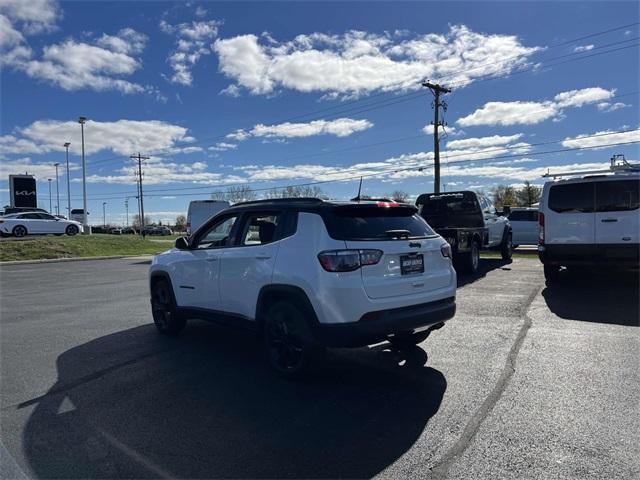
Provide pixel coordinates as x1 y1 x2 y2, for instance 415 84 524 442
418 192 481 216
323 205 436 240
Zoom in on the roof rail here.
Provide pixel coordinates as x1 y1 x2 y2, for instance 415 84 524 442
541 154 640 179
232 197 325 207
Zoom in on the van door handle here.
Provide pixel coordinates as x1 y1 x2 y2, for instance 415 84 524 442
601 218 618 223
255 255 271 260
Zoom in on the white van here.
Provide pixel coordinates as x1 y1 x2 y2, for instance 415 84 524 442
538 173 639 282
186 200 230 235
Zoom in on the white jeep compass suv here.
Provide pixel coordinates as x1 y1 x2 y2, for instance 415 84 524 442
149 198 457 375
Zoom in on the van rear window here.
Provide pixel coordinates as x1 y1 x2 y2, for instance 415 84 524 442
548 183 594 213
323 206 436 240
595 180 639 212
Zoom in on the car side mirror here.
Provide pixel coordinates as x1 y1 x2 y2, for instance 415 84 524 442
175 236 190 250
502 205 511 216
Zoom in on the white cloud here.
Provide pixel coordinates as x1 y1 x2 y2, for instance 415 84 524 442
0 0 60 34
446 134 524 150
2 25 154 94
423 124 458 136
458 101 557 126
596 102 630 112
213 25 540 97
220 84 241 97
457 87 615 127
553 87 614 108
0 156 80 180
250 118 373 139
160 19 221 86
224 118 373 143
209 142 237 151
560 129 640 150
573 44 594 53
96 28 147 55
0 119 196 156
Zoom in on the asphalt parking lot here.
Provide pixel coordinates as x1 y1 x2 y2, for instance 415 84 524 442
1 257 638 479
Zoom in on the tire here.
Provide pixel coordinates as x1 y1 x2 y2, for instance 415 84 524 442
264 301 325 377
151 279 186 335
12 225 27 238
544 264 560 284
501 231 513 261
459 240 480 274
65 224 79 236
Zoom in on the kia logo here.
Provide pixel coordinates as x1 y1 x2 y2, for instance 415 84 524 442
16 191 36 196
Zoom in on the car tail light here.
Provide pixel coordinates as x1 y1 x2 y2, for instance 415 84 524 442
441 243 452 258
377 201 399 208
318 249 382 272
538 212 545 245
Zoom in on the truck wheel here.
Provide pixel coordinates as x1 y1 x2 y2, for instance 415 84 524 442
264 301 324 378
501 232 513 261
544 264 560 284
460 240 480 274
151 279 186 335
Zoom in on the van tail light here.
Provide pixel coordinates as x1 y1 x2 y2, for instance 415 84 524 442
318 249 382 272
441 243 452 258
538 212 545 246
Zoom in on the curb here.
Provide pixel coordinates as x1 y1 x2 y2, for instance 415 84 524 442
0 254 153 266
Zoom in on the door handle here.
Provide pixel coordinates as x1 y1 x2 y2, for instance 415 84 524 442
255 255 271 260
601 218 618 223
206 257 218 262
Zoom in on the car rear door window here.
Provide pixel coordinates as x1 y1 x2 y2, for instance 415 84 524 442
595 180 639 212
324 206 436 240
239 212 281 245
548 183 594 213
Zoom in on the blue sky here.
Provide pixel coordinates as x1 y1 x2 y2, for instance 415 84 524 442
1 0 639 224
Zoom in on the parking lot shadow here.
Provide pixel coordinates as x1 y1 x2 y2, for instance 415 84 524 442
456 257 513 288
542 269 639 327
21 323 446 479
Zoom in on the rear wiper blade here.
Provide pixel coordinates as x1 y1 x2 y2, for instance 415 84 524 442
385 229 411 239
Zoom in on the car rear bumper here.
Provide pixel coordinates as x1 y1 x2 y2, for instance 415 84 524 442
539 244 640 267
313 296 455 347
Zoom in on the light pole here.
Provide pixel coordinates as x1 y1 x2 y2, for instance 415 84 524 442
48 179 52 213
78 117 88 233
53 162 60 215
63 142 71 217
103 202 107 227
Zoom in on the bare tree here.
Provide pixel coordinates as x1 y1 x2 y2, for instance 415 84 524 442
175 214 186 228
264 185 324 198
211 185 257 203
132 214 152 228
515 181 542 207
388 190 410 202
491 185 517 208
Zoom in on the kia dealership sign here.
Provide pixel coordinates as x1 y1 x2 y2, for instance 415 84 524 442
9 175 37 208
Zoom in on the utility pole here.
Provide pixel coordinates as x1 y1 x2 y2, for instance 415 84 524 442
124 198 129 227
63 142 71 217
78 117 88 233
422 81 451 194
131 153 150 237
53 163 60 215
102 202 107 227
48 179 52 213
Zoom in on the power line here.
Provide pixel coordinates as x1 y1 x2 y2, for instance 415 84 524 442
59 126 640 200
81 25 640 169
66 135 640 201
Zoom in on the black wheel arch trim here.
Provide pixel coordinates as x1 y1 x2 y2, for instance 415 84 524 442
149 271 177 303
256 284 320 337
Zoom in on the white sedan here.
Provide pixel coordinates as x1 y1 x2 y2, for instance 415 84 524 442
0 212 83 237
